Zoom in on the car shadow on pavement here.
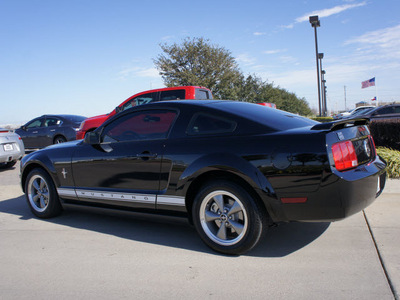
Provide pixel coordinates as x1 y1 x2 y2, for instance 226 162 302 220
0 195 330 257
0 165 17 173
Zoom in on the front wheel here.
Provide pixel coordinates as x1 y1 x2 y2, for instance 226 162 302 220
25 168 62 218
192 180 267 255
54 136 67 144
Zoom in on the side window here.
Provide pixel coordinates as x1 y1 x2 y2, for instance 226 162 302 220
195 89 211 100
160 90 186 101
45 117 61 127
121 92 156 112
377 107 394 115
102 110 177 143
26 118 43 129
393 106 400 113
187 113 236 136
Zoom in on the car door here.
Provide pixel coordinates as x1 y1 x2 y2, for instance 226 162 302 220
43 117 62 146
120 92 158 112
71 109 178 209
20 117 45 148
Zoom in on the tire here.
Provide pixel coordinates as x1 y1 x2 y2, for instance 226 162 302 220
25 168 63 218
0 160 17 169
192 180 267 255
54 136 67 144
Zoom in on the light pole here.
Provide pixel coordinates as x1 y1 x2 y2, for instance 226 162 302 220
322 75 327 116
309 15 322 116
318 53 325 116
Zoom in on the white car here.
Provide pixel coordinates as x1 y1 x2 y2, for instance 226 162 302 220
334 106 375 120
0 128 25 169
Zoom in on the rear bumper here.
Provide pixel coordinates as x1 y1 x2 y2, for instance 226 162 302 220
0 151 23 163
0 142 24 163
271 158 386 222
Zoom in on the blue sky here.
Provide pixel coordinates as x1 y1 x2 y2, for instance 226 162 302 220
1 0 399 124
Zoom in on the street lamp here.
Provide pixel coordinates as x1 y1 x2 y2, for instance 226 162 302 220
309 15 322 117
322 76 327 116
318 53 326 116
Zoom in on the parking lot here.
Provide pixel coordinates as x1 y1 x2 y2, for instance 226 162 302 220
0 161 399 299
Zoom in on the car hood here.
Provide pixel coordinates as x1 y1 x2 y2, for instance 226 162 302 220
45 140 82 150
85 114 108 122
22 140 82 167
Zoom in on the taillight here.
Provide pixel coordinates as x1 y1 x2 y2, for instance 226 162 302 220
332 140 358 171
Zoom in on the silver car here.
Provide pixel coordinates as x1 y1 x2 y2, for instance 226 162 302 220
0 128 25 169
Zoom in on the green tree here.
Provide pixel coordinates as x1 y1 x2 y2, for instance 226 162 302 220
237 74 312 115
153 37 242 99
154 37 312 115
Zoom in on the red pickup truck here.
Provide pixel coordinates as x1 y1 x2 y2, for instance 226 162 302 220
76 86 213 139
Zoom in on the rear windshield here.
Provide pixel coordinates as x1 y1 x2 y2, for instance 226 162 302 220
195 89 212 100
160 90 186 101
213 101 317 131
63 115 87 122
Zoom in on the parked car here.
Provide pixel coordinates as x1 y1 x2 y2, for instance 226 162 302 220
351 104 400 120
0 128 25 168
76 86 213 139
20 100 386 255
257 102 276 109
16 115 86 149
334 106 375 120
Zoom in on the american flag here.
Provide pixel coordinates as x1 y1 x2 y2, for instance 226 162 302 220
362 77 375 89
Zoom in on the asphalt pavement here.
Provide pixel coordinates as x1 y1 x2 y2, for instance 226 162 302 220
0 161 399 299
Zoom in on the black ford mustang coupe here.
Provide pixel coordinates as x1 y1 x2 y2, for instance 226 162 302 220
20 100 386 254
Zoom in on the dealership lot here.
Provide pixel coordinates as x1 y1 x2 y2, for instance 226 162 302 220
0 162 399 299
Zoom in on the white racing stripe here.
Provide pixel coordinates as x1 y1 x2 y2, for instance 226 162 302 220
57 188 185 206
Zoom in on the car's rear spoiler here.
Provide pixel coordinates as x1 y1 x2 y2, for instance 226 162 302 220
311 118 369 131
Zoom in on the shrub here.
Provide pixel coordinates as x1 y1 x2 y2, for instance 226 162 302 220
376 147 400 179
311 117 334 123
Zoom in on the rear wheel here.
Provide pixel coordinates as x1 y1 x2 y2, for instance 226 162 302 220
192 180 266 255
25 168 62 218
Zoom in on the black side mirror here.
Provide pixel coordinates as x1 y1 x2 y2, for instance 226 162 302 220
115 106 122 114
84 131 100 145
21 125 27 131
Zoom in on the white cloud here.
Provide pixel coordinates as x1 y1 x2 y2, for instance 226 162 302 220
295 2 366 23
235 53 256 66
117 67 160 80
284 2 366 28
137 68 160 77
161 35 175 41
263 49 286 55
279 55 298 64
345 24 400 56
253 32 266 36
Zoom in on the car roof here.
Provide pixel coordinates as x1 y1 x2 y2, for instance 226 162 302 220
355 104 400 116
120 100 317 131
128 86 210 95
38 114 87 119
